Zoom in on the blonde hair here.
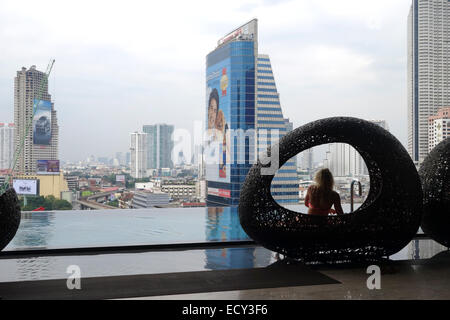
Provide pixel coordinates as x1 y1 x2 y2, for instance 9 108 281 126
314 168 334 191
311 168 335 206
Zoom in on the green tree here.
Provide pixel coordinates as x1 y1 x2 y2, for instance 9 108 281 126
20 195 72 211
106 199 119 207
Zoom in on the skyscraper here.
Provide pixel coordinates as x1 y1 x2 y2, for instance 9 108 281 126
323 120 389 177
256 55 299 204
130 132 147 179
301 148 313 172
0 123 15 170
142 124 174 169
14 66 59 175
407 0 450 164
205 19 298 206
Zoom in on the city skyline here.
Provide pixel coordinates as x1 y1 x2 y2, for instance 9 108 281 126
1 0 416 161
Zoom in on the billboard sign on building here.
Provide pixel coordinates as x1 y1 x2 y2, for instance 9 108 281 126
13 179 39 196
217 19 257 46
116 174 125 183
207 187 231 198
36 160 60 174
206 51 231 184
33 99 52 145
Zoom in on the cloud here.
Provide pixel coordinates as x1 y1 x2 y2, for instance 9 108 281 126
0 0 412 161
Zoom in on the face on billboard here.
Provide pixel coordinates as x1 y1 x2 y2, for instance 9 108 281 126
13 179 38 196
33 99 52 145
206 57 231 185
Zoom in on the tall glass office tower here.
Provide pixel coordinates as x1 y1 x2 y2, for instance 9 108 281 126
256 54 299 204
205 19 299 206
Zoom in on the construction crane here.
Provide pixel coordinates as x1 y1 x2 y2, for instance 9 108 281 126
0 59 56 196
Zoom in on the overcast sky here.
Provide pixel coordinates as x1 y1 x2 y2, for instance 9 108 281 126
0 0 412 162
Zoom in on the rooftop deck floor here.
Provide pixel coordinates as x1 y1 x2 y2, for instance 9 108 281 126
1 239 449 300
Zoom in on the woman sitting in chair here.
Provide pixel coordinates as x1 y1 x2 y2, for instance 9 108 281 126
305 168 344 216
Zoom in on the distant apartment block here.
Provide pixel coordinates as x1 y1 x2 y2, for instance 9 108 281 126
301 148 313 172
130 132 148 179
161 184 196 200
323 120 389 177
64 175 79 191
0 123 15 170
131 190 170 208
143 124 174 169
428 107 450 152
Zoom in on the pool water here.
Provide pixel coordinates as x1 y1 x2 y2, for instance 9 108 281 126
5 204 363 251
5 207 249 251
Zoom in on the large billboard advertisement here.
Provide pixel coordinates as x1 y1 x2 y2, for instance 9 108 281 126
13 179 38 196
116 175 125 183
36 160 60 174
206 54 231 185
33 99 52 145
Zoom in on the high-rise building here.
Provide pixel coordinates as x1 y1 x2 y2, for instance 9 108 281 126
301 148 313 172
324 143 368 177
323 120 389 177
0 123 15 170
256 56 299 204
14 66 59 175
205 19 298 206
130 132 148 179
115 152 125 166
142 124 174 169
125 152 131 167
428 106 450 151
407 0 450 164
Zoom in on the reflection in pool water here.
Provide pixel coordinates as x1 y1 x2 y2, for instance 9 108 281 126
5 207 251 251
1 207 447 283
0 240 447 283
205 207 272 269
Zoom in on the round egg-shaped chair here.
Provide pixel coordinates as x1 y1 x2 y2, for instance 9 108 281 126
239 117 423 262
0 188 21 251
419 137 450 247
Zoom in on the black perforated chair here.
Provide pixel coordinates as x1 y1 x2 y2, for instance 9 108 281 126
0 188 21 251
239 117 423 262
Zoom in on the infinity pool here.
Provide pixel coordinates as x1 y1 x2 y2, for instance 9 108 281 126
4 203 364 251
4 207 250 251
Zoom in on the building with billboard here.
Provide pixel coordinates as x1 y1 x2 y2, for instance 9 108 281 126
13 173 69 199
142 124 174 169
407 1 450 164
0 123 15 170
14 65 59 175
36 160 60 174
205 19 299 206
